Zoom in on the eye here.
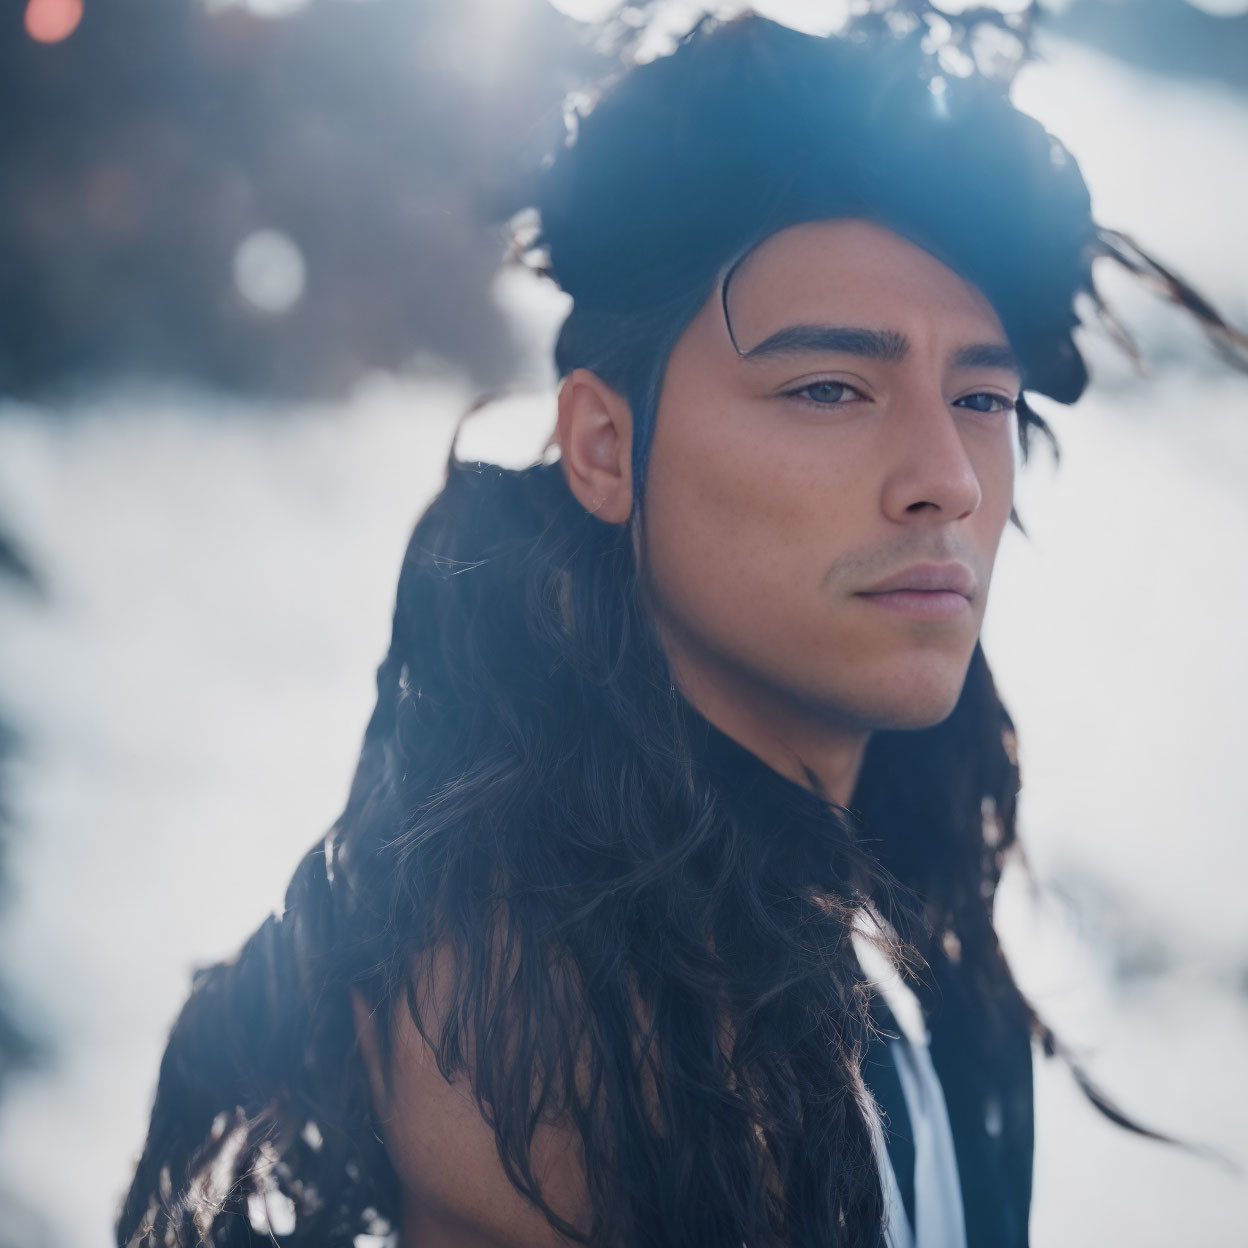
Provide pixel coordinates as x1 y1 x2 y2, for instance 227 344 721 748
785 379 864 406
955 392 1016 414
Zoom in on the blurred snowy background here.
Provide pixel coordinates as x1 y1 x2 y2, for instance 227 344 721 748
0 1 1246 1245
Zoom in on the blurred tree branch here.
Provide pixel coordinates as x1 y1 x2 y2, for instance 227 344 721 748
1046 0 1248 94
1 0 600 400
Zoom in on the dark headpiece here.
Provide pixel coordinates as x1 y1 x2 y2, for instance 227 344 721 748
534 15 1093 404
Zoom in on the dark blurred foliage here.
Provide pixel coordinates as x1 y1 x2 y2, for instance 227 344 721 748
0 533 38 587
0 0 604 401
1051 0 1248 94
0 549 42 1151
1048 863 1248 1021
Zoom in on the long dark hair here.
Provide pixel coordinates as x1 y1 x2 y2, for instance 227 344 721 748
118 10 1245 1248
114 455 1010 1248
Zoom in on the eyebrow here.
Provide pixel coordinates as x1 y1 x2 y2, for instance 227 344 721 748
738 324 1023 378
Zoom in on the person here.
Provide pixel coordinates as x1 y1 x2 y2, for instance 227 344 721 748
117 9 1246 1248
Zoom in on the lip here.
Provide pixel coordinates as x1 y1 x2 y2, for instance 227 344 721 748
855 589 970 619
856 562 977 598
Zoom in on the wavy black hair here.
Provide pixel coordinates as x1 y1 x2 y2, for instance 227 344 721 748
118 9 1245 1248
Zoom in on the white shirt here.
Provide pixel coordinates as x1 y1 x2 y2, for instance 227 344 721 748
852 918 968 1248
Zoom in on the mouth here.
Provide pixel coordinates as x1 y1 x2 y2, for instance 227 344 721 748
854 589 971 619
853 562 976 619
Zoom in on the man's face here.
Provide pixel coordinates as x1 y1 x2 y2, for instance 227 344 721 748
641 218 1020 735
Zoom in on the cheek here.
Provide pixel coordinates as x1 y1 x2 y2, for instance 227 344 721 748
641 396 859 646
974 432 1017 549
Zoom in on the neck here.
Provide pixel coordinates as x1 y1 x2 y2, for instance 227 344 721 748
657 624 870 808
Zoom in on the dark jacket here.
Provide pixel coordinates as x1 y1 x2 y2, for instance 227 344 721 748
698 716 1035 1248
865 968 1034 1248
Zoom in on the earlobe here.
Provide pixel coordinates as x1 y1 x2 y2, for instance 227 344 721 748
556 369 634 525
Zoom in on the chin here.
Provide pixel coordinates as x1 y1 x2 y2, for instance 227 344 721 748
822 653 971 732
865 695 962 733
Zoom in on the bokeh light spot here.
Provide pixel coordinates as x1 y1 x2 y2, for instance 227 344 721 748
232 229 306 316
24 0 83 43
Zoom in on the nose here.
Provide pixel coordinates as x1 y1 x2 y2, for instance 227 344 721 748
879 390 983 524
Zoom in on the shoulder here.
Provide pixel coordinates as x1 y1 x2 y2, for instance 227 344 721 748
350 945 592 1248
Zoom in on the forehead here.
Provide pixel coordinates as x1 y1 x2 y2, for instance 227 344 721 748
720 218 1009 349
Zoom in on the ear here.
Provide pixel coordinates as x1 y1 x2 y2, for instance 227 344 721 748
555 368 634 525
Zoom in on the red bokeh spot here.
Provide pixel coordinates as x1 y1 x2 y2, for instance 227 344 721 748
24 0 83 43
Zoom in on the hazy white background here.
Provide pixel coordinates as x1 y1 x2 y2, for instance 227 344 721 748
1 13 1246 1247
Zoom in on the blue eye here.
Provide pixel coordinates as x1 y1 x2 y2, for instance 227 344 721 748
956 392 1016 414
790 380 861 405
783 384 1015 412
